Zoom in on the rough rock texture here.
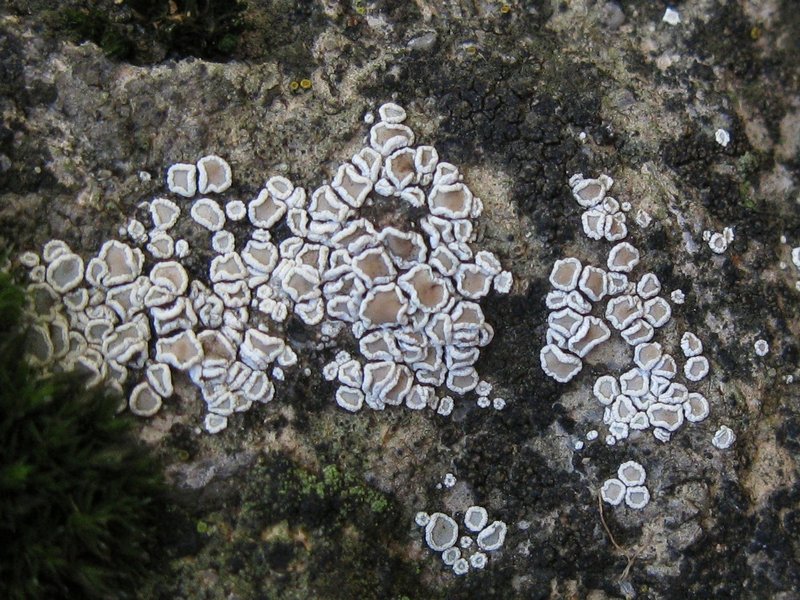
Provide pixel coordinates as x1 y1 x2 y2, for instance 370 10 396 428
1 1 800 598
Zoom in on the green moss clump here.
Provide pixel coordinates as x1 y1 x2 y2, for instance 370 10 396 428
249 457 428 598
736 151 762 178
60 8 135 60
0 272 168 600
126 0 246 60
55 1 245 63
157 452 435 599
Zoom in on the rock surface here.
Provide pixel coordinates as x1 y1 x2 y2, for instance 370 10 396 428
1 1 800 598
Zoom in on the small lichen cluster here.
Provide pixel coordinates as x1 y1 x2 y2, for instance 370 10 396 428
415 507 507 576
600 460 650 509
540 174 731 510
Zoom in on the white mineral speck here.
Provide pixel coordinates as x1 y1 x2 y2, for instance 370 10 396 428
663 7 680 25
715 128 731 147
754 339 769 356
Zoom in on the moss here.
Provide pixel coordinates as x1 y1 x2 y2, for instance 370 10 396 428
196 520 212 535
59 8 135 60
237 0 326 72
0 271 170 600
47 0 246 64
216 33 239 55
99 28 136 60
738 182 757 210
737 151 763 179
276 461 390 523
156 452 434 600
127 0 246 60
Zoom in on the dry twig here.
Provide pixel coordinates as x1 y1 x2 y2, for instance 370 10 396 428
597 491 640 581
